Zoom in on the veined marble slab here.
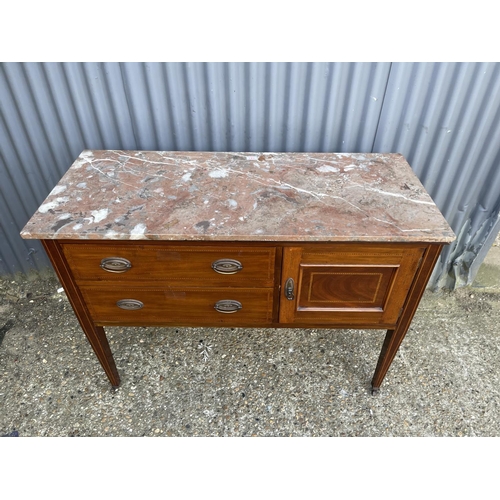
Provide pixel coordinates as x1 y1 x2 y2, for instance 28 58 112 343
21 150 456 243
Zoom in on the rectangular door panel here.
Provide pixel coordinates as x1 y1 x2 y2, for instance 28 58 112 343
298 264 399 312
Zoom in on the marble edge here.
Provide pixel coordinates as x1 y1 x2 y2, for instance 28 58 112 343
20 231 456 244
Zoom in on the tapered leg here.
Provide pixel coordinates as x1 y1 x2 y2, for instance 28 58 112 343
371 328 405 393
42 240 120 387
371 244 444 393
79 324 120 387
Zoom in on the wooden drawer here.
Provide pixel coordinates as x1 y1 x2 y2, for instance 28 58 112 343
79 286 274 326
63 243 276 287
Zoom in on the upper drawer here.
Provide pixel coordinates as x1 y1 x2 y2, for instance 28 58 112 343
62 243 276 287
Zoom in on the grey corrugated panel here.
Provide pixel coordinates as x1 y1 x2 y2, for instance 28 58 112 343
373 62 500 288
0 63 58 274
1 61 499 288
0 62 388 275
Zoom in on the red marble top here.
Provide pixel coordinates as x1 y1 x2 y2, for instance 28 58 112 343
21 150 456 243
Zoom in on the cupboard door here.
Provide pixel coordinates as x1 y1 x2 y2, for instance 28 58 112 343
279 244 425 326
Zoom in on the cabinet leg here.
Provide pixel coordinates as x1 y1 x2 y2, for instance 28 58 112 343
82 324 120 387
371 328 404 391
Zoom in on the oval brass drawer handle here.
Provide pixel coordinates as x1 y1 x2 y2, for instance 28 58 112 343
116 299 144 310
214 299 242 313
211 259 243 274
100 257 132 273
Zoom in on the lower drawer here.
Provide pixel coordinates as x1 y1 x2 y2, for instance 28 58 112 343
79 286 274 326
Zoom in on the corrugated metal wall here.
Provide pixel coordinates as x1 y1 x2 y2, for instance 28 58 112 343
1 62 499 288
374 62 500 288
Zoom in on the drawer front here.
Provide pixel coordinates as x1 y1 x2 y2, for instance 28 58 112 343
63 243 276 287
279 244 426 326
79 286 274 326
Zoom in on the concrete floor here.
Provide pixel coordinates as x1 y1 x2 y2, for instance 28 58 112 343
1 244 500 437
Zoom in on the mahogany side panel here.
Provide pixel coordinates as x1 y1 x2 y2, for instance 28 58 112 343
42 240 120 387
371 244 444 391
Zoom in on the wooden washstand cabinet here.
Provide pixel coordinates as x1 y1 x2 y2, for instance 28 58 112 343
21 151 455 393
